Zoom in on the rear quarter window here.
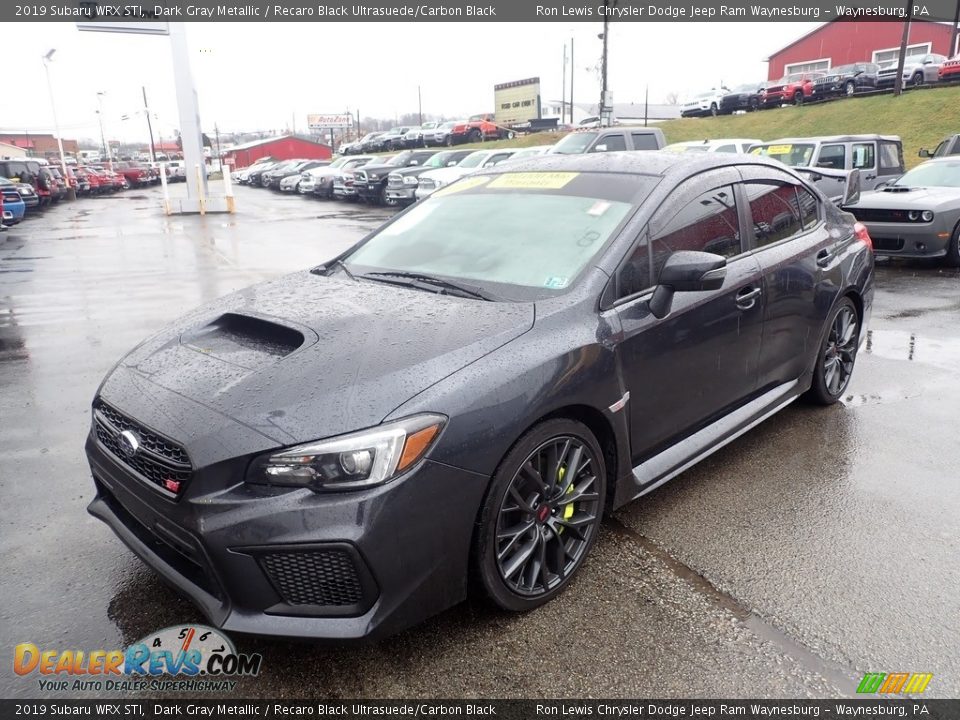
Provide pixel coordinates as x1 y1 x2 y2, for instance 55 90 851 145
631 133 661 151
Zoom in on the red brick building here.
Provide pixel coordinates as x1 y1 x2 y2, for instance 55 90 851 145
0 133 79 157
767 20 959 80
222 135 332 169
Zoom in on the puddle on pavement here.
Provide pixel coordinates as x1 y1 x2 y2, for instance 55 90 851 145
862 328 960 372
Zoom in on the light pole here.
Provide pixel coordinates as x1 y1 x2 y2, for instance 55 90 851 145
96 91 114 171
41 48 75 200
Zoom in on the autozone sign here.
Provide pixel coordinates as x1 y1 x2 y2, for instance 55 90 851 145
307 114 352 129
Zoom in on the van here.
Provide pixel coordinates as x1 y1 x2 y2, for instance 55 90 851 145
549 126 666 155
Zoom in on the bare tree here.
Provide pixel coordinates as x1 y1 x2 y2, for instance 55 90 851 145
664 92 680 105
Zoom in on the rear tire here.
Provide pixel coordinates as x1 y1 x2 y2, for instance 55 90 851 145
474 418 606 612
805 297 860 405
468 128 481 143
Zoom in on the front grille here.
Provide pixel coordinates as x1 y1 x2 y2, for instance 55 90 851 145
871 237 905 251
94 400 192 495
851 208 924 223
259 549 364 607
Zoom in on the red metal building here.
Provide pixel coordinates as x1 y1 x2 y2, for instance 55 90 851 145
767 20 959 80
223 135 332 169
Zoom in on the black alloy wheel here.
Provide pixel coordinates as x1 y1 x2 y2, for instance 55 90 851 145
845 80 856 96
475 419 605 611
710 102 718 116
807 297 859 404
912 72 924 87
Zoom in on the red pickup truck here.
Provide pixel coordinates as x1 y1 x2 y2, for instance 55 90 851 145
113 161 159 188
761 72 825 108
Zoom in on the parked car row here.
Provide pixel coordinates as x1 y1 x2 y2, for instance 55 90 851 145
683 52 960 118
341 114 518 155
0 157 150 228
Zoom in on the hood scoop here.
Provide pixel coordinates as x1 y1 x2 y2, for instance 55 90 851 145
882 186 913 193
180 313 307 370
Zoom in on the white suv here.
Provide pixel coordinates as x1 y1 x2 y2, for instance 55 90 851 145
680 88 730 118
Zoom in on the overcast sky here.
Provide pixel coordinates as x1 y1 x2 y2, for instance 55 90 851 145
4 21 818 144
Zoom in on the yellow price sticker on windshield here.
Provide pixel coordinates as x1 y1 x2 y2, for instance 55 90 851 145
433 176 490 197
766 144 793 154
488 172 579 190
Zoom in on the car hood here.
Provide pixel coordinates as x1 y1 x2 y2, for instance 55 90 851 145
355 163 399 176
852 186 960 209
421 166 472 183
105 271 534 444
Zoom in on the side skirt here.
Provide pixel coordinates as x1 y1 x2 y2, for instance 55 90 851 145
628 380 800 501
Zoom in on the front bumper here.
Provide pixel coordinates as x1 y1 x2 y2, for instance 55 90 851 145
680 105 711 117
332 184 356 197
859 219 953 258
385 185 417 202
85 420 489 640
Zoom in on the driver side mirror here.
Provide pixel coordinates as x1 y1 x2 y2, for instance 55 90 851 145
918 148 932 158
594 144 608 152
649 252 727 319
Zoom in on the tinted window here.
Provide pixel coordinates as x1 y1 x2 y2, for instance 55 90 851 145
816 144 846 170
483 153 514 166
716 144 737 153
851 143 875 170
631 133 661 151
744 181 807 247
796 186 820 229
593 134 626 152
617 184 740 299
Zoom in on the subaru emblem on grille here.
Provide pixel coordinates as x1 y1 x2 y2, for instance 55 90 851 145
118 430 140 458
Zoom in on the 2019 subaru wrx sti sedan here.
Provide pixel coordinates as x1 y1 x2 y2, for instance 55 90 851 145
86 153 874 640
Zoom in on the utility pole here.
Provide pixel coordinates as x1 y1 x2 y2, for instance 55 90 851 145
644 85 649 127
570 37 575 124
562 42 568 124
951 0 960 58
96 91 110 168
599 3 614 126
356 109 361 139
214 123 222 171
418 86 423 125
893 2 913 97
142 86 157 162
41 49 74 201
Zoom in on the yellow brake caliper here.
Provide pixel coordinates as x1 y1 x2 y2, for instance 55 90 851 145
558 466 575 532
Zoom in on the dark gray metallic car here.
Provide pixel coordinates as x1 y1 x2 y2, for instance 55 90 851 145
845 157 960 265
86 152 874 640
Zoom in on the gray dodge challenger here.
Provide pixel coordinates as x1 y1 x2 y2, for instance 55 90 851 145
845 157 960 266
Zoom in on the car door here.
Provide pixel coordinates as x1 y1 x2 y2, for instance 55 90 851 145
591 133 627 152
737 165 836 392
608 168 764 465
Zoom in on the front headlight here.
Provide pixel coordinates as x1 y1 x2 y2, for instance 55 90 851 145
921 210 934 222
369 173 380 180
246 414 445 491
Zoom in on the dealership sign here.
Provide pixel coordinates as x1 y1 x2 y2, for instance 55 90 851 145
308 114 352 129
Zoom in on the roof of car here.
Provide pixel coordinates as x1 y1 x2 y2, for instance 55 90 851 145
757 134 901 144
471 150 790 179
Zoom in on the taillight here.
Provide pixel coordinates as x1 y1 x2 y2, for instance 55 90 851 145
854 221 873 252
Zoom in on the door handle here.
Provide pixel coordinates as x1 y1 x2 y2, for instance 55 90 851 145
735 286 761 310
816 248 833 268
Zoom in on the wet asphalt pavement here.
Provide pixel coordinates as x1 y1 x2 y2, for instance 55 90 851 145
1 185 958 700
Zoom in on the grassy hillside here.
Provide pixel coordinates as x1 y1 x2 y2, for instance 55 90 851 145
446 86 960 168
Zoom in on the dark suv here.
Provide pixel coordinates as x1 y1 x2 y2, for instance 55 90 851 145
354 149 438 204
812 63 880 98
86 152 873 641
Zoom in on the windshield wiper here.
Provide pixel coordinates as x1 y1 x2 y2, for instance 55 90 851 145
361 271 499 301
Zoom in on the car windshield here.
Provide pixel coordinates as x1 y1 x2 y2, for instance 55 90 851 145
693 91 714 99
732 84 757 92
424 152 452 168
551 132 598 155
750 143 816 167
327 158 348 169
343 172 653 299
831 65 856 74
422 122 439 130
0 177 13 186
456 152 490 169
387 151 413 166
893 160 960 188
439 121 457 130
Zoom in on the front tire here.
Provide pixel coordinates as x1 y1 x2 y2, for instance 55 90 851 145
793 91 804 106
710 102 718 116
845 80 856 96
912 71 924 87
806 297 860 405
474 419 606 612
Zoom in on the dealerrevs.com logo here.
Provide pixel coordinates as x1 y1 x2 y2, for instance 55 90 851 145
14 624 262 693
